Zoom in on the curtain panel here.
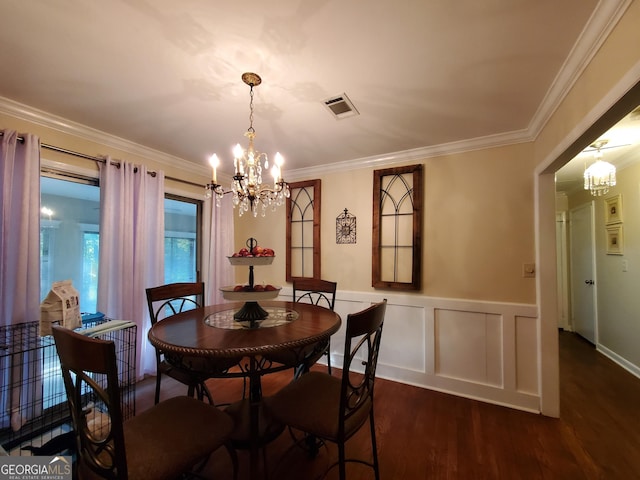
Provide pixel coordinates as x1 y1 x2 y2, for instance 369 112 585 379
97 159 164 379
0 130 42 431
202 193 234 304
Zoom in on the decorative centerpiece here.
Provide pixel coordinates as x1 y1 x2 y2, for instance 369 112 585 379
220 238 280 321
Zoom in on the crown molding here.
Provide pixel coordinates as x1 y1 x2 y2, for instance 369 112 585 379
528 0 632 139
1 91 531 182
287 129 531 180
0 96 208 178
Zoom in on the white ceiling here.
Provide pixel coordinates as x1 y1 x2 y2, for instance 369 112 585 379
0 0 636 183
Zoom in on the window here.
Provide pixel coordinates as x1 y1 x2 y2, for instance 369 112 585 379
41 177 201 312
38 174 100 418
164 196 199 283
38 173 200 421
40 175 100 313
81 231 100 311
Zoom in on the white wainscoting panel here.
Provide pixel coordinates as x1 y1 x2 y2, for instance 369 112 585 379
516 315 539 394
378 302 426 372
279 288 539 413
434 309 503 387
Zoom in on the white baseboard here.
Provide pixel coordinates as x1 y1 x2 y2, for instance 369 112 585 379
597 343 640 380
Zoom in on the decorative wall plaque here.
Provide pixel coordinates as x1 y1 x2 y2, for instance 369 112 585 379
336 208 356 244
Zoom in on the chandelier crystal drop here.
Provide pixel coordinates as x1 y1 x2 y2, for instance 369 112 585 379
584 139 616 197
205 72 290 217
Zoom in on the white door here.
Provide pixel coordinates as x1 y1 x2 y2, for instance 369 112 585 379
569 202 597 343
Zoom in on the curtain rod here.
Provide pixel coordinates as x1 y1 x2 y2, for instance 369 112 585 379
0 131 205 189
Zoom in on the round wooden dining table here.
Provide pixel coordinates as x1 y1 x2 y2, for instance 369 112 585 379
147 300 342 480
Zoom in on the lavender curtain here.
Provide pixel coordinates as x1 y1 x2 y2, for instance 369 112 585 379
0 130 41 430
202 193 234 304
97 159 164 379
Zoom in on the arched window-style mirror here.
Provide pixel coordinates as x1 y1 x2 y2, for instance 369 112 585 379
286 179 321 281
372 164 423 290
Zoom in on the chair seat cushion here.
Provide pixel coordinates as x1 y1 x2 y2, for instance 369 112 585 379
123 396 234 480
264 371 371 442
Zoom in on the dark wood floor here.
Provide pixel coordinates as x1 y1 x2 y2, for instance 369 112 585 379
136 331 640 479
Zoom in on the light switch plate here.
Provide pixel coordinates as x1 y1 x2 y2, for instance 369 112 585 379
523 263 536 278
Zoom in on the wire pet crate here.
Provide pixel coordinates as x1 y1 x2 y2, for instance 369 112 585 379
0 318 136 454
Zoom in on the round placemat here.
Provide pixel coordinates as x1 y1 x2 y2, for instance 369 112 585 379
205 306 299 330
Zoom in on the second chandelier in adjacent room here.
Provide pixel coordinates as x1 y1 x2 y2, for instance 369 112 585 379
584 139 616 197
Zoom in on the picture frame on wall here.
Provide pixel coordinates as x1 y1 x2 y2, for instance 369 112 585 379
606 224 624 255
605 194 622 225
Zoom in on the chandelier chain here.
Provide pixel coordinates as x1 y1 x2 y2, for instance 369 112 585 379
248 84 255 134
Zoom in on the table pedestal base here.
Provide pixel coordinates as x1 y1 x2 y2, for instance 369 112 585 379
233 301 269 321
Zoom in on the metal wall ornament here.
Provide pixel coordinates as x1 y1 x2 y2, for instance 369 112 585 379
336 208 356 244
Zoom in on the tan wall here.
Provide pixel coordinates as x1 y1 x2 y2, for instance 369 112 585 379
422 143 536 302
237 142 537 304
233 205 287 287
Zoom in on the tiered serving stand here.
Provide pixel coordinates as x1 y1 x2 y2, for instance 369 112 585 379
220 239 281 322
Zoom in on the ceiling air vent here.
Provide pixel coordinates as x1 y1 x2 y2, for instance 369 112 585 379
323 93 359 120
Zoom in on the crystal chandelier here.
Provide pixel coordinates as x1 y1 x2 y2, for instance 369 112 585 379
206 72 290 217
584 139 616 197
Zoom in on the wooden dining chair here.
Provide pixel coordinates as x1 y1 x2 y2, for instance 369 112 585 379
146 282 213 404
265 299 387 480
293 278 337 311
263 279 337 379
292 278 337 375
52 324 237 480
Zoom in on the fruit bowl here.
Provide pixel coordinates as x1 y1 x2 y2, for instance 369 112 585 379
220 285 281 301
227 256 275 266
